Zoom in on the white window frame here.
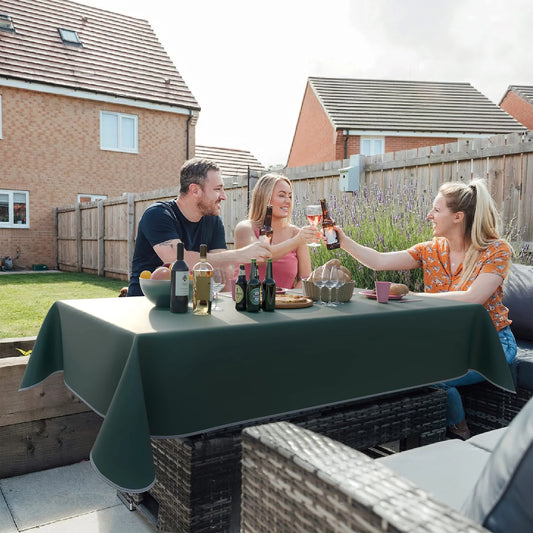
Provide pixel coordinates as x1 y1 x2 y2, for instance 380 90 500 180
100 111 138 153
360 136 385 156
77 194 107 203
0 189 29 228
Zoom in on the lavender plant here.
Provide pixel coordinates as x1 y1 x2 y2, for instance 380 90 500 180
294 183 434 291
295 182 532 290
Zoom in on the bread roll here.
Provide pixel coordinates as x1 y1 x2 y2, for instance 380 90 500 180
390 283 409 295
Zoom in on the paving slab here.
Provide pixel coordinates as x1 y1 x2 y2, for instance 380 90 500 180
0 489 17 533
0 461 120 530
23 505 155 532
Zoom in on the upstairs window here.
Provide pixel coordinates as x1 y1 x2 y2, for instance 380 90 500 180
100 111 138 153
0 190 29 228
58 28 82 46
361 137 384 156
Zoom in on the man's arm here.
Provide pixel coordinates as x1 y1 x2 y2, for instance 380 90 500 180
153 240 272 268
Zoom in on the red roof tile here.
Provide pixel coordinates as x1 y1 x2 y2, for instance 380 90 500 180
0 0 200 110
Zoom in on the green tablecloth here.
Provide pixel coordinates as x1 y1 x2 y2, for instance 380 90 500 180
20 293 514 492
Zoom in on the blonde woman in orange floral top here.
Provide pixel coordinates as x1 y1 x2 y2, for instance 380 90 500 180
335 179 517 439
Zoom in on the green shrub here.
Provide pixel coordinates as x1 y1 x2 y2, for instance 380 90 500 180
294 182 531 291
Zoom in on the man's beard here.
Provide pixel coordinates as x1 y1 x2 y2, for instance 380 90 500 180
197 198 220 216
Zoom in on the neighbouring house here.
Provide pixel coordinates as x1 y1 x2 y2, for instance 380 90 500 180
0 0 200 270
499 85 533 129
195 145 265 184
287 77 526 168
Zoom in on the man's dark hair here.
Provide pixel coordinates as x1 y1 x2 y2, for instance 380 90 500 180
179 158 220 194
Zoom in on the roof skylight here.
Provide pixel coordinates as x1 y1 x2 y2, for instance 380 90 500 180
0 13 15 33
58 28 82 46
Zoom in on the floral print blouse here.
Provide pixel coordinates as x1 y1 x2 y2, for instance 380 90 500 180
408 237 512 331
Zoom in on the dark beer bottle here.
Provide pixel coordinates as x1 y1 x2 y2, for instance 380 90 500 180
246 259 261 312
235 264 247 311
259 205 273 244
170 242 189 313
320 198 340 250
262 258 276 311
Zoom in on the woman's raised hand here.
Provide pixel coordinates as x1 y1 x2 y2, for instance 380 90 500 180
298 225 322 246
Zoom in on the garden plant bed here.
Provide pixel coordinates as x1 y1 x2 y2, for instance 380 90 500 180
0 338 101 478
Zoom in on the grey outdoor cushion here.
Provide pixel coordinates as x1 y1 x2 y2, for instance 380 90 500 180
515 340 533 389
467 428 506 453
503 263 533 342
461 396 533 532
377 439 490 510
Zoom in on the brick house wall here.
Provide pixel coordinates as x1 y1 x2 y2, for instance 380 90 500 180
288 87 458 167
287 84 336 168
0 86 194 269
333 133 455 160
500 91 533 129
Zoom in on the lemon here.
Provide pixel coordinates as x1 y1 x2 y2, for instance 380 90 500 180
140 270 152 280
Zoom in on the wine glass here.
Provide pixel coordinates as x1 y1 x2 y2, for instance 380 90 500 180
211 268 226 311
305 205 322 247
330 267 346 305
312 265 327 305
323 268 337 307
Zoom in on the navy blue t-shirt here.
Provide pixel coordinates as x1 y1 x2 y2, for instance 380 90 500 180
128 201 226 296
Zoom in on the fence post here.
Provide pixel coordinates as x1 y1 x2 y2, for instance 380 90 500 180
127 193 135 279
75 204 82 273
54 207 59 270
98 200 105 277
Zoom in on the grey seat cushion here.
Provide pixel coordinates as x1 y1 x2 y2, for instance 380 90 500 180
461 397 533 532
503 263 533 342
377 439 490 510
467 428 506 453
514 340 533 389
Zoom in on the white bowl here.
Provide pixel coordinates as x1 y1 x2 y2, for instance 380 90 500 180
139 278 171 307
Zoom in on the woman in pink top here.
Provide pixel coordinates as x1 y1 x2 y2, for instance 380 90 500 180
234 174 318 288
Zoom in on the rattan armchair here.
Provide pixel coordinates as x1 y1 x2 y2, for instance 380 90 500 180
241 421 489 533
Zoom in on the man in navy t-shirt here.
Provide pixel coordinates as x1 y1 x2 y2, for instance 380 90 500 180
128 158 271 296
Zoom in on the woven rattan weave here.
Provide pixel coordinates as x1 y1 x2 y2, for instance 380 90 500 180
122 387 446 532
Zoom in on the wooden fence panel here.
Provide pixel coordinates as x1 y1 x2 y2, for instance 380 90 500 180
55 134 533 280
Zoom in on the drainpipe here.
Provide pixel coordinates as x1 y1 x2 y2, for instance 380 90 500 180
343 130 349 159
186 109 192 159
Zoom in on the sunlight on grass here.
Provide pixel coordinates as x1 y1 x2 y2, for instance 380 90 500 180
0 273 127 338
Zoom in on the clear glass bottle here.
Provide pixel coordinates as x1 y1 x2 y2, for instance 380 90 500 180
193 244 213 315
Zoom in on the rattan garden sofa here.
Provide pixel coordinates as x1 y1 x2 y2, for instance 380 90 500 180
242 395 533 533
460 263 533 433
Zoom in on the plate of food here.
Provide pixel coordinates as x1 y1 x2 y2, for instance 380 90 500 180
359 290 405 300
359 283 409 300
275 294 313 309
276 287 287 294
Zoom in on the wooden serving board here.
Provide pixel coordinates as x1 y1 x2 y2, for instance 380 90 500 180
275 294 313 309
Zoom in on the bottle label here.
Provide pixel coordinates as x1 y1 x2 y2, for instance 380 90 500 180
249 287 260 305
324 226 338 245
174 273 189 296
235 285 245 303
194 275 211 301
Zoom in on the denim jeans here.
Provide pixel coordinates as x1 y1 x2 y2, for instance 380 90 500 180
436 326 518 426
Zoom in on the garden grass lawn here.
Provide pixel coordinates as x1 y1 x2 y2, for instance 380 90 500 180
0 272 127 338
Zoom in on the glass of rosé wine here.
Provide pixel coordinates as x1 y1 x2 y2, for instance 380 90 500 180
305 205 322 247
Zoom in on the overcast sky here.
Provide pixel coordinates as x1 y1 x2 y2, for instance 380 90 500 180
81 0 533 167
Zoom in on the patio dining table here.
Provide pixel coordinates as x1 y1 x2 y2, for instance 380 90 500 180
20 292 514 494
